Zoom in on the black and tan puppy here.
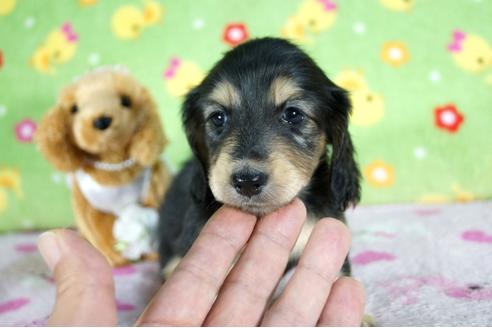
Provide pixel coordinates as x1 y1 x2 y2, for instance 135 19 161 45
158 37 360 276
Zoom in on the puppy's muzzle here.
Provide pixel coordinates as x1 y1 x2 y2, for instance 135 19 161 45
93 115 112 130
232 168 268 198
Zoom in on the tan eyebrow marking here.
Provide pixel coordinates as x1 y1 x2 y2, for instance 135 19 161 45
209 81 241 108
270 76 302 106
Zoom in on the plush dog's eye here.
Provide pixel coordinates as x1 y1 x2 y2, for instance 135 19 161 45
282 106 304 125
120 95 132 108
209 111 227 127
70 104 78 114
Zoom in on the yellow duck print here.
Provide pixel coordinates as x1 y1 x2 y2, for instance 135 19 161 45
163 57 204 97
282 0 338 43
112 0 163 40
0 0 16 16
448 30 492 85
420 184 475 204
282 16 307 43
379 0 414 12
451 184 475 203
335 70 385 126
31 22 78 74
0 167 22 214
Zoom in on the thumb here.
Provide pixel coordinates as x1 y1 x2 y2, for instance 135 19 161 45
38 229 117 326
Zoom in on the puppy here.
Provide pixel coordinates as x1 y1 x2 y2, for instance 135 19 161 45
158 37 360 276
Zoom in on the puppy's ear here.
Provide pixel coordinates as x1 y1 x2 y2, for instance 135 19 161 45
129 86 167 166
182 87 208 168
326 86 361 212
35 94 84 172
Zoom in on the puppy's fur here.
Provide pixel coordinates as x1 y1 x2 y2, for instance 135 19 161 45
158 38 360 274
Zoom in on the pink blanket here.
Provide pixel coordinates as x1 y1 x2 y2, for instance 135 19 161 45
1 201 491 326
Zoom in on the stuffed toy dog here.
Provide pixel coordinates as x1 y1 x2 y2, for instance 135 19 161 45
36 68 170 266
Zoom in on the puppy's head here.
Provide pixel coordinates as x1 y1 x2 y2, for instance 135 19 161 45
183 38 360 215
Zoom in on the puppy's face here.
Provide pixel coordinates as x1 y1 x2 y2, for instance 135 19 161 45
204 78 326 215
184 38 359 215
59 71 148 154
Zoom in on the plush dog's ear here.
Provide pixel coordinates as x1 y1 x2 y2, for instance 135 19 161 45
182 87 209 168
129 86 167 166
327 87 361 212
35 89 85 172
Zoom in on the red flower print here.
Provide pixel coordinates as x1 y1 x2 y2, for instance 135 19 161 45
434 104 464 133
15 118 37 143
0 49 3 70
222 23 249 46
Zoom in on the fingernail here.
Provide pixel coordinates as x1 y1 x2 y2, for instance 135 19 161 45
38 231 62 271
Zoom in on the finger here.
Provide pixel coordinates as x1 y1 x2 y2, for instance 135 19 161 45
37 229 117 326
262 218 351 326
317 277 365 327
205 198 306 326
137 206 256 326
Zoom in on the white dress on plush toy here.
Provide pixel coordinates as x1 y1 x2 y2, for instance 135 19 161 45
74 167 158 260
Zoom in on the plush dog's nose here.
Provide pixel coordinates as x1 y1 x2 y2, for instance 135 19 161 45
232 170 268 198
93 116 112 130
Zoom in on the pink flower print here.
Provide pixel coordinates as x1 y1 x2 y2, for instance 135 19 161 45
15 118 37 143
162 57 181 79
319 0 337 11
448 30 466 53
61 22 78 43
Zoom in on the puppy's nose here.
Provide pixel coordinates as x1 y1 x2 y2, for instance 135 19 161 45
93 116 112 130
232 170 268 198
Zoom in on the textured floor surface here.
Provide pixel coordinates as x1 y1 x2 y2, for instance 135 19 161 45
347 201 492 326
0 201 491 326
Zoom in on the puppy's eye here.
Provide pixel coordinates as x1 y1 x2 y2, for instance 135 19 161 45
208 111 227 127
70 104 78 114
282 106 304 125
120 95 132 108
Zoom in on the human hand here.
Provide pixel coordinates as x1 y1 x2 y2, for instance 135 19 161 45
38 198 364 326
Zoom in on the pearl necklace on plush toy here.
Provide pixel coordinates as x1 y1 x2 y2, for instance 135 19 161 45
86 158 136 172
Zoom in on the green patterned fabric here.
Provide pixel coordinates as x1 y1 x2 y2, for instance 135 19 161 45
1 0 491 231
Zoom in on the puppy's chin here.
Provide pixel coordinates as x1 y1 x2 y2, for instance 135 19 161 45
237 202 287 217
210 185 300 217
